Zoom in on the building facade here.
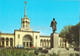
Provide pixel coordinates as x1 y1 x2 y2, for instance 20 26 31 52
0 1 69 48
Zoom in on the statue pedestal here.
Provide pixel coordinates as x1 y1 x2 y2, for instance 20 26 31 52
50 33 59 48
50 33 54 48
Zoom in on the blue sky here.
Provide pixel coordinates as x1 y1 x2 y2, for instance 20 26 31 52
0 0 79 36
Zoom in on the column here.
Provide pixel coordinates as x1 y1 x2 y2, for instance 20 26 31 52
45 41 46 47
13 40 14 47
8 40 10 47
66 41 69 48
44 41 46 47
43 41 45 47
41 41 42 47
4 41 6 47
49 41 50 47
43 41 44 47
40 41 41 46
60 42 62 48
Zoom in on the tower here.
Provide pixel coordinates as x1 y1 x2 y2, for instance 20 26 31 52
20 1 32 31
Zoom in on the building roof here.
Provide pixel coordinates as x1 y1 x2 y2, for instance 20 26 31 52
15 30 40 33
40 35 50 37
0 33 14 35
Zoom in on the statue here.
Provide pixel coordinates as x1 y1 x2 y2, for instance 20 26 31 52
50 18 57 33
50 18 57 48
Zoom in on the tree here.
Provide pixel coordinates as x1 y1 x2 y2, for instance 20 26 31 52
59 22 80 48
59 25 72 47
69 22 79 47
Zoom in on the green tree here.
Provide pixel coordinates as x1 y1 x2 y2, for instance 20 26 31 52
69 22 79 47
60 22 79 48
59 25 72 47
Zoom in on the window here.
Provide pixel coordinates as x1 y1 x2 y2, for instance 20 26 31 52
22 21 25 27
6 41 8 46
22 21 24 23
2 41 4 46
36 36 37 39
23 42 25 47
10 38 13 47
1 38 4 46
18 34 20 39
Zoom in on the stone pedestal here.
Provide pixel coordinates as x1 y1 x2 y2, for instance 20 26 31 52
50 33 54 48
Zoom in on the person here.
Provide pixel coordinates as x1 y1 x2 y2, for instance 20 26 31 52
50 18 57 33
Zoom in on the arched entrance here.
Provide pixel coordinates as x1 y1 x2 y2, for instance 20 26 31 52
23 35 33 48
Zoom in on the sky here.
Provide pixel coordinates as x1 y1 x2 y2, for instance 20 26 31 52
0 0 79 36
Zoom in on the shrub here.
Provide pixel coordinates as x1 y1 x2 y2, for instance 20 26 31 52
66 47 69 50
25 48 37 50
34 50 39 55
75 54 79 56
70 54 74 56
41 49 48 54
38 47 43 50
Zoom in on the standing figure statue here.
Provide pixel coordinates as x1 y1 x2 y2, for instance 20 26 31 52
50 18 57 33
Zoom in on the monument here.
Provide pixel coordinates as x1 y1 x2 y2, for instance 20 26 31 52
49 18 79 56
50 18 57 48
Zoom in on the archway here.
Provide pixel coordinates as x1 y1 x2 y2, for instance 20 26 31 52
1 38 4 46
23 35 33 48
10 38 13 47
6 38 9 46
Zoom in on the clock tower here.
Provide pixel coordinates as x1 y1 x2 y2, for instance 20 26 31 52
20 1 32 31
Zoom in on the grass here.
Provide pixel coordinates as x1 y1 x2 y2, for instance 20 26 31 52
0 48 36 56
0 48 58 56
